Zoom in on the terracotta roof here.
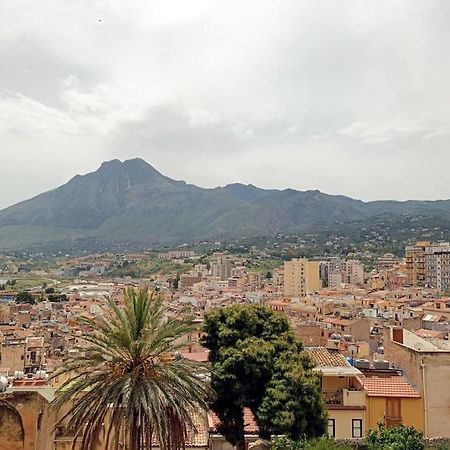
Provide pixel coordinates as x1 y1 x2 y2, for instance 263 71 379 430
208 408 258 434
305 347 350 367
361 375 420 398
151 410 208 447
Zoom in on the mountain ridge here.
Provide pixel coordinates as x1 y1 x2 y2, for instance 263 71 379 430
1 158 450 251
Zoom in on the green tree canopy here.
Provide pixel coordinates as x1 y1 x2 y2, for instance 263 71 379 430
202 304 327 449
15 291 35 304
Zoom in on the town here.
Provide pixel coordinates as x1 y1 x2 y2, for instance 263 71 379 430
0 240 449 448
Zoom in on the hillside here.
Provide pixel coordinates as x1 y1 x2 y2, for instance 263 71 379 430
1 158 450 251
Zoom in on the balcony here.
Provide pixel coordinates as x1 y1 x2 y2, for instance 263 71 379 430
323 389 365 408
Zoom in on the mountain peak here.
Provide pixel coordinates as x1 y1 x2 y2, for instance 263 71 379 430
95 158 164 180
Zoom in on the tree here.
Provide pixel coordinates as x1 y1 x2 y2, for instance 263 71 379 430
47 293 68 302
173 273 180 290
52 287 211 450
45 287 55 294
15 291 35 304
366 424 424 450
202 305 327 449
257 351 327 439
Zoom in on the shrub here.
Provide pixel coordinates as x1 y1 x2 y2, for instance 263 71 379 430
367 424 424 450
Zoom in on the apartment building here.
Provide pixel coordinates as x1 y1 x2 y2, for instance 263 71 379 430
211 253 232 281
283 258 320 298
306 347 366 440
345 260 364 286
405 241 431 287
425 243 450 291
384 327 450 438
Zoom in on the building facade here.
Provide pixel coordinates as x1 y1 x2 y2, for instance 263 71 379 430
283 259 320 298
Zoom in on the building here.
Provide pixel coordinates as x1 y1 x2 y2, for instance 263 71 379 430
283 259 320 298
405 241 431 287
425 243 450 291
211 253 232 281
345 260 364 286
377 253 401 271
384 326 450 438
360 369 423 432
306 347 366 440
328 271 343 289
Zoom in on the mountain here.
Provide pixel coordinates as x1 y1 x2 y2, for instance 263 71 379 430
1 158 450 251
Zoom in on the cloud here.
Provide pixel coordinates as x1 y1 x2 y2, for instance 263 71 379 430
1 0 450 208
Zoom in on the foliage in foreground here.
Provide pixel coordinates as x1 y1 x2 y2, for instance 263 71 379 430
202 304 327 450
52 287 211 450
271 436 352 450
367 424 425 450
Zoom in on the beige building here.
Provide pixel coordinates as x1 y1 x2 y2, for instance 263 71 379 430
405 241 431 287
345 260 364 286
283 259 320 298
384 326 450 438
306 347 366 440
211 253 232 281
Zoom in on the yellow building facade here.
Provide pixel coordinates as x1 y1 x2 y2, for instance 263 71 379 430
283 259 320 298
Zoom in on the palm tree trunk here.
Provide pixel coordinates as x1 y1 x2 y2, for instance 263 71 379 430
130 419 140 450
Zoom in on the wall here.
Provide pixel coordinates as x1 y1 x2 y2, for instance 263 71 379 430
365 397 424 432
328 409 365 439
0 391 54 450
1 343 26 374
384 329 450 438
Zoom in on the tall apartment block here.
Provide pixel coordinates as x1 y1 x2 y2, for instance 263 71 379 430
345 260 364 286
283 258 321 298
211 253 232 281
425 243 450 291
405 241 431 286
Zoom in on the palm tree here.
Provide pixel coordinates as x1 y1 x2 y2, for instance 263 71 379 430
52 287 211 450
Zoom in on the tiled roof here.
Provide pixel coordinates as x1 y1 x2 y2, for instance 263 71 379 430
305 347 350 367
208 408 258 434
361 375 420 398
184 410 209 447
152 410 208 447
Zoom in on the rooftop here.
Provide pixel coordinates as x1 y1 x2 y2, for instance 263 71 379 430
361 373 420 398
306 347 350 367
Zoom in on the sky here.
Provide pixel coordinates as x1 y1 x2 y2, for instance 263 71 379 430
1 0 450 208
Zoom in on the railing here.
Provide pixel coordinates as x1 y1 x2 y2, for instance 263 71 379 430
323 389 365 407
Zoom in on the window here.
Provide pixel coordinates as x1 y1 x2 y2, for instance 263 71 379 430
328 418 336 438
352 419 363 438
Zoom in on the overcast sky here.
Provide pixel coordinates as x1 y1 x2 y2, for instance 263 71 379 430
1 0 450 208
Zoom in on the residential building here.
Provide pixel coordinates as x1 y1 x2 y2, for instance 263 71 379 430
306 347 366 440
283 259 320 298
211 253 232 281
425 243 450 291
360 369 424 432
405 241 431 287
345 260 364 286
384 326 450 437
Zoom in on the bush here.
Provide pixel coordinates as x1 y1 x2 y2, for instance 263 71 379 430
367 424 424 450
271 436 352 450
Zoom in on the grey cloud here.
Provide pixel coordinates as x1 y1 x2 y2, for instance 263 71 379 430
0 36 100 107
1 0 450 207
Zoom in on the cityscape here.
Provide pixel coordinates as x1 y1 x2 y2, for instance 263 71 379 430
0 237 450 448
2 1 450 449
